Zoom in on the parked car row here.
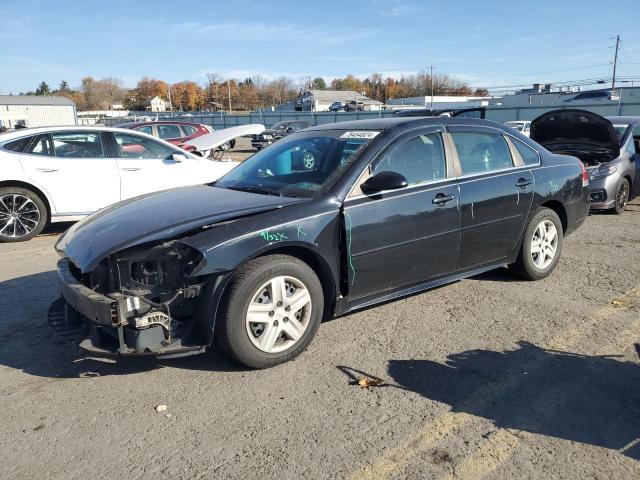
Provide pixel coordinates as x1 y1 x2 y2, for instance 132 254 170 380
53 116 593 369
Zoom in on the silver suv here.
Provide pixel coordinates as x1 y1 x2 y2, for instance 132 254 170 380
531 109 640 214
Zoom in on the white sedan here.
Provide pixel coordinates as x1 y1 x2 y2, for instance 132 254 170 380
0 126 238 242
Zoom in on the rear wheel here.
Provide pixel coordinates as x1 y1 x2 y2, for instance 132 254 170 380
217 255 323 369
0 187 47 242
612 178 629 215
510 207 563 280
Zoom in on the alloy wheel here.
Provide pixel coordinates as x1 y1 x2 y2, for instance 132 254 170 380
302 152 315 169
530 219 558 270
616 182 629 212
0 194 41 239
245 275 312 353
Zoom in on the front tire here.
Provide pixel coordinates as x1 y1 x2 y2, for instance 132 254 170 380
510 207 564 280
218 255 324 369
0 187 47 242
612 178 629 215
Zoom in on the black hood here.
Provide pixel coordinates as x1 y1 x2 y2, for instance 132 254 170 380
530 109 620 162
55 185 305 272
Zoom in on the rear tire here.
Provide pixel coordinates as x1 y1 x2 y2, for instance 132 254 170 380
0 187 47 243
217 255 324 369
612 178 629 215
510 207 563 281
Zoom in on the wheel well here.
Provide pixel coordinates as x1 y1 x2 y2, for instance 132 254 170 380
254 246 337 319
0 180 51 221
540 200 567 233
624 175 633 192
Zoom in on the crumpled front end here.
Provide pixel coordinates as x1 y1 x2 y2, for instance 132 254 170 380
57 241 220 358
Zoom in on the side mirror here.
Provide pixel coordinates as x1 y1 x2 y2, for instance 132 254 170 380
361 171 408 194
172 153 187 162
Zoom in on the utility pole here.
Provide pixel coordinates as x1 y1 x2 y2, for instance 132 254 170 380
227 80 232 114
611 34 620 91
429 65 434 109
167 85 173 114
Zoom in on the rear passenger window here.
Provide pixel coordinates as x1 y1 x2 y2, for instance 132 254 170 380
450 132 513 175
3 136 33 153
181 125 196 136
374 132 446 185
135 126 153 135
157 124 182 139
512 138 540 165
51 132 105 158
27 134 53 156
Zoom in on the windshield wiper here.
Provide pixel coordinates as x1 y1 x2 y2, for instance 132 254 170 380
227 185 282 197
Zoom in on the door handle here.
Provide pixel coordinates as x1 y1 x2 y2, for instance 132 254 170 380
121 167 141 172
36 168 58 173
516 178 533 188
432 193 455 205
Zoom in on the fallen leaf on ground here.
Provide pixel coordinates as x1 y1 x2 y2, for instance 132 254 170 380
611 299 626 308
155 405 167 412
357 377 383 389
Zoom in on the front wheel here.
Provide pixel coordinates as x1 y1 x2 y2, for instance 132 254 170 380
217 255 324 369
612 178 629 215
0 187 48 242
510 207 564 280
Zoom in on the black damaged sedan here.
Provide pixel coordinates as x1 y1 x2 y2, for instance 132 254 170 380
56 117 590 368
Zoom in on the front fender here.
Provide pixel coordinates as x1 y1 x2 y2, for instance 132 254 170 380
179 201 343 296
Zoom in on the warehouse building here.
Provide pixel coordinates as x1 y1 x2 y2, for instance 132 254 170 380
295 90 383 111
0 95 77 129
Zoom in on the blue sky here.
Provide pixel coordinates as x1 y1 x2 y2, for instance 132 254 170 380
1 0 639 94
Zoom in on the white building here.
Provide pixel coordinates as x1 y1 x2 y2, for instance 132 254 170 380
144 96 169 112
0 95 76 129
295 90 383 111
387 95 491 110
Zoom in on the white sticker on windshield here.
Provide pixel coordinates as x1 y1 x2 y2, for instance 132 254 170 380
340 131 380 139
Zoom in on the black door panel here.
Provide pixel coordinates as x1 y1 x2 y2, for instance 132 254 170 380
345 181 460 298
458 170 534 268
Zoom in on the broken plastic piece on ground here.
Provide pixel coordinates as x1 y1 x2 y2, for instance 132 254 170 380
357 377 384 389
155 405 167 412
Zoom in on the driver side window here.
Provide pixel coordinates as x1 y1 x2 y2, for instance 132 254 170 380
113 132 178 159
373 132 446 185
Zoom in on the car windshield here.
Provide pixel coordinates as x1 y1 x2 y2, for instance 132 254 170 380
613 124 629 143
271 121 290 130
215 130 375 198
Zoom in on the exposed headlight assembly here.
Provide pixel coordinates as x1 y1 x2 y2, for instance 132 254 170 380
590 163 618 178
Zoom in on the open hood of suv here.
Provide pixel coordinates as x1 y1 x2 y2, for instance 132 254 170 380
530 109 620 162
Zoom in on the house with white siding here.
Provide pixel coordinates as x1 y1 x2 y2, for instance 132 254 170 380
0 95 76 129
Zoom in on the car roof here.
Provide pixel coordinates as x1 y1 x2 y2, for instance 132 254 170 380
306 116 505 132
0 125 130 142
605 116 640 125
115 120 202 128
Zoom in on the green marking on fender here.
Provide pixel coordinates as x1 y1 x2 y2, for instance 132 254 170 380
259 230 287 242
345 212 356 285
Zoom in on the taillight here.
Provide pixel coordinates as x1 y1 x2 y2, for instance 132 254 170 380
580 161 589 187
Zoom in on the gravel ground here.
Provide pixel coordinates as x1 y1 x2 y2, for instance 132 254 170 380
1 200 639 480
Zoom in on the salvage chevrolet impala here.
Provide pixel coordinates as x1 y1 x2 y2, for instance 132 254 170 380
56 117 590 368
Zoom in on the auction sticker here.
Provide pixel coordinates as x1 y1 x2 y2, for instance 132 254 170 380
340 131 380 139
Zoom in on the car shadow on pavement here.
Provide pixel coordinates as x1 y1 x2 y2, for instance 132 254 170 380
0 271 247 379
388 341 640 460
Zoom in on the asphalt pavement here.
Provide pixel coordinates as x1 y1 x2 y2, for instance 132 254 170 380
1 200 639 479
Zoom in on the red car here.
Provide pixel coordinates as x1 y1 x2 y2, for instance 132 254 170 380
115 121 234 157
